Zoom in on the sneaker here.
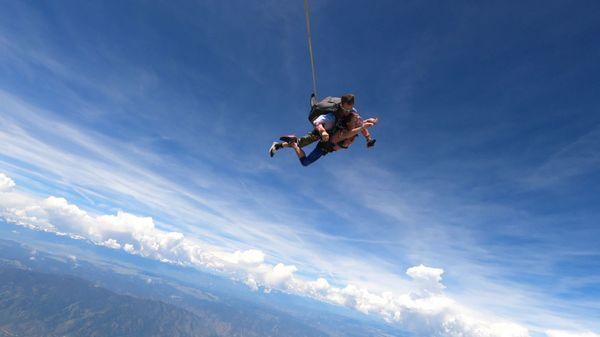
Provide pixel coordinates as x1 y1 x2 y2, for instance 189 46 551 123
366 138 377 148
279 135 298 144
269 142 282 157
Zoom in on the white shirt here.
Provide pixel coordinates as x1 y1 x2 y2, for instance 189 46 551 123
312 108 358 131
312 112 336 131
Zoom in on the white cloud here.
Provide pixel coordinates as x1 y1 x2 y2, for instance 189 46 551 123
407 264 446 296
0 173 15 192
262 263 298 288
102 238 121 249
215 249 265 266
244 277 259 291
0 172 539 337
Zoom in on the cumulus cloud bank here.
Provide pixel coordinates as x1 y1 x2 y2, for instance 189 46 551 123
0 172 588 337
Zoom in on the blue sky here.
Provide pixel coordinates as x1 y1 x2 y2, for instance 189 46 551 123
1 0 599 336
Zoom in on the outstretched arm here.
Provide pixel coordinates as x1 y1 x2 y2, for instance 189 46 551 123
334 118 378 143
361 127 371 139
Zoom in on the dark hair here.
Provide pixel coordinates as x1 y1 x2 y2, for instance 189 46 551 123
341 94 355 105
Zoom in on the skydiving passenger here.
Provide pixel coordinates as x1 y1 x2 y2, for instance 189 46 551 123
289 114 378 166
268 94 376 157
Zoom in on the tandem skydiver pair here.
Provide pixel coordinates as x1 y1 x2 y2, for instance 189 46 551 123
269 94 378 167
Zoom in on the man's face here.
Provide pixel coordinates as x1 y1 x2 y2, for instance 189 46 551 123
341 102 354 114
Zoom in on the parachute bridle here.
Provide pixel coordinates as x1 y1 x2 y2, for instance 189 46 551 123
304 0 318 100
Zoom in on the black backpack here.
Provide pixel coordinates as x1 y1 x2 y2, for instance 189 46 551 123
308 96 341 123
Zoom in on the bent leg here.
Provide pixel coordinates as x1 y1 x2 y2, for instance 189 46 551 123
290 142 325 167
290 142 307 159
298 130 320 148
299 146 327 166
